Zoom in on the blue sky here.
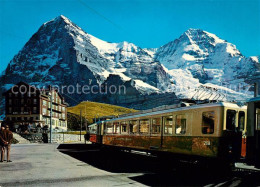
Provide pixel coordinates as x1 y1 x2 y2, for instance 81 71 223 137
0 0 259 73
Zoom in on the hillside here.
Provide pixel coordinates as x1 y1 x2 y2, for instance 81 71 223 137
68 101 138 123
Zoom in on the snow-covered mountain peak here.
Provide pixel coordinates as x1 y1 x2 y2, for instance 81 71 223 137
0 16 258 109
183 28 225 46
43 15 71 27
53 15 71 23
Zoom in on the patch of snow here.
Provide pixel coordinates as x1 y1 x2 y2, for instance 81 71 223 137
251 56 259 63
182 53 197 61
133 79 159 94
204 31 225 44
143 48 157 58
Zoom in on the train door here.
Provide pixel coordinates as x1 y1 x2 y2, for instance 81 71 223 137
149 117 163 150
238 111 246 157
225 109 242 160
97 122 103 144
161 115 174 150
247 101 260 167
255 107 260 166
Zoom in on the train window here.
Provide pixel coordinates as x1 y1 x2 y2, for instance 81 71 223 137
202 111 215 134
140 119 150 134
226 110 236 131
152 118 161 134
113 122 120 134
175 115 186 135
121 121 128 133
164 116 173 134
129 120 139 134
238 111 245 131
106 122 113 134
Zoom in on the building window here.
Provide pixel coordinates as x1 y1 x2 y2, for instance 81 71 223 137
175 115 186 135
202 111 215 134
62 113 65 119
129 120 139 134
9 99 12 105
33 107 37 114
21 99 24 104
15 99 19 105
9 93 12 97
21 107 24 112
33 99 37 104
140 119 150 134
8 107 12 113
43 100 47 106
43 108 47 115
152 118 161 134
164 116 173 134
27 99 31 104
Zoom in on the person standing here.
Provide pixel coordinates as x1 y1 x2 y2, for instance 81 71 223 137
84 130 90 144
0 125 6 162
4 125 13 162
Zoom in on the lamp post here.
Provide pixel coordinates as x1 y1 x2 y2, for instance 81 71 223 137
80 109 82 141
49 90 53 143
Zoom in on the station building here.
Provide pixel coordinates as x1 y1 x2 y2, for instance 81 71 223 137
3 82 68 131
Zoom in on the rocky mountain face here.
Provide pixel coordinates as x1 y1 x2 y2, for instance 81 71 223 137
0 15 259 110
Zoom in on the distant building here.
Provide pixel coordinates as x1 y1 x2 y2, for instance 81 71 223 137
3 82 68 131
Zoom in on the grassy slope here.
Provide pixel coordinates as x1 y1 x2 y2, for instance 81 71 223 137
68 101 138 123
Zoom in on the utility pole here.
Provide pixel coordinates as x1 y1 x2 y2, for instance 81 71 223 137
49 89 53 143
85 104 87 133
80 109 82 141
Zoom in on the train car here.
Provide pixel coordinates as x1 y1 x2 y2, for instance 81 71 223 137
88 121 104 144
246 97 260 167
89 102 247 166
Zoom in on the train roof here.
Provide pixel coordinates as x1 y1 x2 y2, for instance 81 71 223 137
90 102 246 126
248 97 260 102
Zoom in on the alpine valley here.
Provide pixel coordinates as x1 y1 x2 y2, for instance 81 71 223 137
0 15 259 110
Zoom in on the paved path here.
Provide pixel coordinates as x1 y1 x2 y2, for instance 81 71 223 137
0 144 145 187
1 144 260 187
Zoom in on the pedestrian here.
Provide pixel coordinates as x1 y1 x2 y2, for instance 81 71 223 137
3 125 13 162
84 130 90 144
0 125 6 162
28 124 31 133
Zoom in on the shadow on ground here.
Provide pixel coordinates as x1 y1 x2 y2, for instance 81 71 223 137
57 144 260 186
